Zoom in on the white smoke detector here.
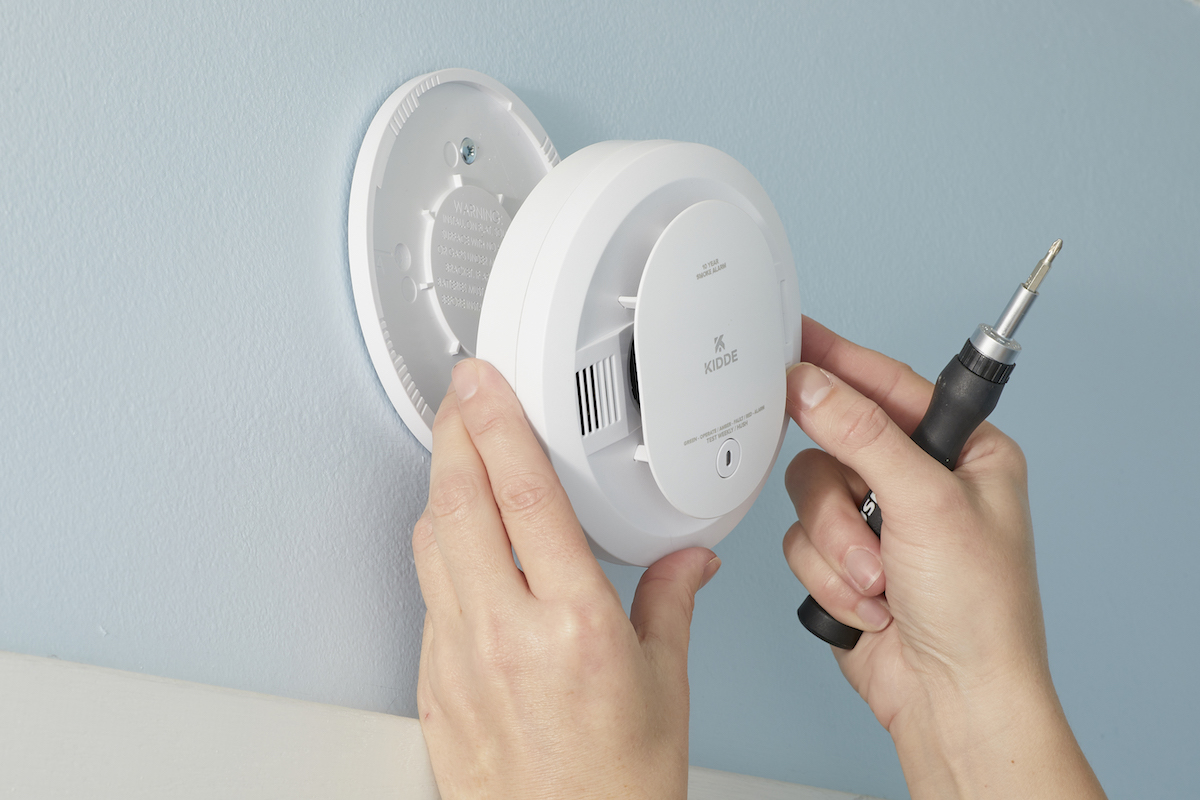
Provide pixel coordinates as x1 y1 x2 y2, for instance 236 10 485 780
349 70 801 566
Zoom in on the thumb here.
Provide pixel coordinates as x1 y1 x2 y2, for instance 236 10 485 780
629 547 720 660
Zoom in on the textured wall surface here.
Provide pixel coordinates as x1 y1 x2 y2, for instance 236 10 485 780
2 2 1197 798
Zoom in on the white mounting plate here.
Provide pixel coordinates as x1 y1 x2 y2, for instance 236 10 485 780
348 69 559 449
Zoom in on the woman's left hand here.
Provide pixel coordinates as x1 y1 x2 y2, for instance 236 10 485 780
413 358 721 800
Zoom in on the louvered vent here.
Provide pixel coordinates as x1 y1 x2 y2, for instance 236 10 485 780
575 355 621 437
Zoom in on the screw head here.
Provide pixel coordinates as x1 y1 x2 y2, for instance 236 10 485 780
460 138 476 165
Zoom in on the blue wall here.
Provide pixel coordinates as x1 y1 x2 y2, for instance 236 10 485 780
3 2 1197 797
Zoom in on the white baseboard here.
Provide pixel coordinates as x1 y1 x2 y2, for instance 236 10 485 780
0 650 875 799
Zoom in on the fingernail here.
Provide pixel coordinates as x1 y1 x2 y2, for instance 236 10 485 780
856 597 892 632
699 556 722 589
451 360 479 401
792 363 833 411
844 548 883 594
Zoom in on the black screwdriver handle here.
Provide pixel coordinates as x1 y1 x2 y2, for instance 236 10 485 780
797 342 1009 650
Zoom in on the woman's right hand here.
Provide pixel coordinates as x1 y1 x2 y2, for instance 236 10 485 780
783 316 1105 799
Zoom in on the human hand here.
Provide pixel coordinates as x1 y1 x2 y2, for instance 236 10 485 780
783 317 1105 798
413 358 720 800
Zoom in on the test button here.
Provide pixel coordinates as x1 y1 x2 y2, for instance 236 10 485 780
716 438 740 478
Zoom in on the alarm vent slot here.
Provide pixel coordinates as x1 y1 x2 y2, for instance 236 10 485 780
575 355 621 437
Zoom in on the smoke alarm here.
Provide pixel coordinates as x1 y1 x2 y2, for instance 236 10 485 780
349 69 801 567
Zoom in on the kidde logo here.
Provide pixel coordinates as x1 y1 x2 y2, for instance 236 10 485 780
705 335 738 374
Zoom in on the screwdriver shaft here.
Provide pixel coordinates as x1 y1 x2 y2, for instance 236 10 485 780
993 239 1063 340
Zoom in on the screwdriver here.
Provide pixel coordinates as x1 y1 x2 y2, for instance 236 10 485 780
797 239 1064 650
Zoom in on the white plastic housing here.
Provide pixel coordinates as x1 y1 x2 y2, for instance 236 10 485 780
478 140 802 566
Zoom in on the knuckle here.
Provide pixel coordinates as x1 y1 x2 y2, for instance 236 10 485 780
782 523 820 586
641 571 697 623
820 573 863 618
878 361 918 409
556 606 624 671
803 503 862 562
924 477 971 519
555 601 607 640
428 471 486 524
548 602 622 665
411 514 436 553
671 585 697 625
812 500 853 542
460 391 517 441
494 471 558 519
819 567 844 596
994 434 1029 480
472 618 522 676
468 403 509 439
833 398 892 456
782 520 806 558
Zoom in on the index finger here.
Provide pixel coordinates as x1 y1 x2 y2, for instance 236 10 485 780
801 316 934 434
786 362 953 518
427 387 530 611
450 359 610 600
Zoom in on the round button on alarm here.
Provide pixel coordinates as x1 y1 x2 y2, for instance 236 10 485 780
716 438 740 478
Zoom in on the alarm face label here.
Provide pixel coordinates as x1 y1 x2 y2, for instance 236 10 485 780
681 404 766 448
696 258 727 280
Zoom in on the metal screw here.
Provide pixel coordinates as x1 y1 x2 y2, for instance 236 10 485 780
460 138 476 165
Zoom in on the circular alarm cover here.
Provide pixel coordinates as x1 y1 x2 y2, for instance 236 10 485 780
633 200 786 520
347 69 558 449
